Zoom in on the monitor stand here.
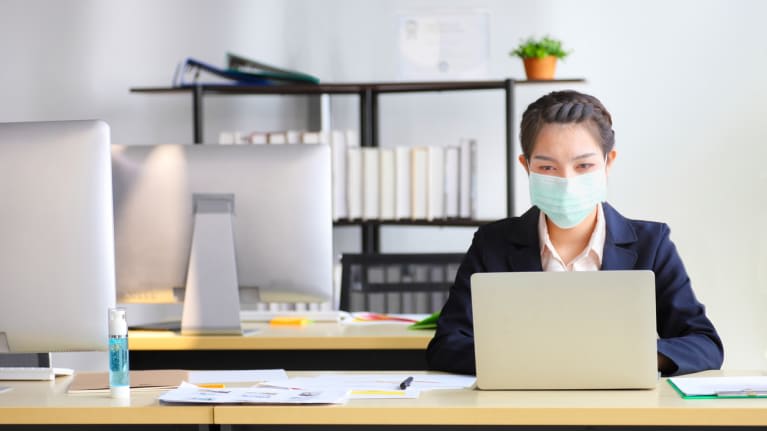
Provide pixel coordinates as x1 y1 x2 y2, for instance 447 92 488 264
181 194 243 335
0 338 56 381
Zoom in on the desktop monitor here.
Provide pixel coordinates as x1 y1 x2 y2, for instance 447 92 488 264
0 120 116 353
111 144 333 332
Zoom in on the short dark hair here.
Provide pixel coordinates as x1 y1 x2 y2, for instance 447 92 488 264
519 90 615 160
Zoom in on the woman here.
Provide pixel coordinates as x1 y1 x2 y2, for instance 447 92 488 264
426 90 723 376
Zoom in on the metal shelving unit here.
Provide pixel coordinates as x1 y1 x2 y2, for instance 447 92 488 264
131 78 585 253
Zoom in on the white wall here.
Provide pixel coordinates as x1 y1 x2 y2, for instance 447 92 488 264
2 0 765 371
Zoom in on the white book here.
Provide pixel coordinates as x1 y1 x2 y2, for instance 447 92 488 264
444 146 460 218
426 146 445 220
379 148 395 220
394 146 411 219
331 130 347 220
268 132 287 144
345 129 360 149
318 131 330 144
362 147 379 220
248 132 268 144
286 130 301 144
410 147 428 220
218 131 235 145
346 147 362 219
301 131 321 144
459 138 478 219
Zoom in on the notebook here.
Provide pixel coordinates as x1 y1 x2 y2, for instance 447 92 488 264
470 270 658 390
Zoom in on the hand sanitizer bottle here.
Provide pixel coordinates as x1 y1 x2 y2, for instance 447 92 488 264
108 307 130 399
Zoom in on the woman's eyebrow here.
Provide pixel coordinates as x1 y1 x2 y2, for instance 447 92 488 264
532 155 557 161
572 152 598 161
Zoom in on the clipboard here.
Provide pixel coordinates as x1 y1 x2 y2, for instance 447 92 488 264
668 376 767 399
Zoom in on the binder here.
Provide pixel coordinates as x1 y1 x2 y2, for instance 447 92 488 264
379 148 396 220
394 147 411 219
226 52 320 84
410 147 428 220
426 146 445 220
174 56 319 87
444 146 460 218
459 138 477 219
668 376 767 399
347 147 363 219
362 148 380 220
409 311 440 330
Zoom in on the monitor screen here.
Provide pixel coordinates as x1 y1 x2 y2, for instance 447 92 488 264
111 144 334 317
0 120 116 353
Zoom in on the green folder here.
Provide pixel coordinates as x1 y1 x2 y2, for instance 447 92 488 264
668 377 767 399
408 312 440 330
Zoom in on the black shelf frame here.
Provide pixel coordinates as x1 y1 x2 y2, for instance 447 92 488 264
131 79 585 253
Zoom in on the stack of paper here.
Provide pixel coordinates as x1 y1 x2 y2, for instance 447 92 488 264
159 382 349 404
67 369 288 394
262 373 476 400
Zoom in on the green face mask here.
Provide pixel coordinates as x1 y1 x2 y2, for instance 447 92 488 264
528 170 607 229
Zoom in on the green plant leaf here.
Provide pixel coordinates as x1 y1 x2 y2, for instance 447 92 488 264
510 35 570 59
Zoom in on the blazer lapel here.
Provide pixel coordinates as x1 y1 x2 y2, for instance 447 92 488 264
601 203 639 270
506 207 543 272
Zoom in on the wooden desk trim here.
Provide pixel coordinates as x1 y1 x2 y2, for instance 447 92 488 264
214 371 767 427
0 378 212 425
214 404 767 427
1 406 212 425
129 323 433 351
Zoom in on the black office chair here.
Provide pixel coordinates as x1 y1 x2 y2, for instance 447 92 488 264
339 253 464 314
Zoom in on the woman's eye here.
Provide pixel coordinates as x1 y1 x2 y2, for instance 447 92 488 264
539 165 555 171
577 163 595 170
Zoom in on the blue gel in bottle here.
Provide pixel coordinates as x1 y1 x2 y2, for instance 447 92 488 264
108 307 130 398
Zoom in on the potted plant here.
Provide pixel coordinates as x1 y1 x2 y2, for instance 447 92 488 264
510 36 570 80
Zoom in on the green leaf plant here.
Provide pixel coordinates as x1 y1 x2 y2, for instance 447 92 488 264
510 36 570 60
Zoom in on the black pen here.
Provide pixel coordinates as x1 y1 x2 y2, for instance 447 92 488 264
399 376 414 390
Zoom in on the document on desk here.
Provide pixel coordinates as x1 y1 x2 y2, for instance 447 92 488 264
188 369 287 384
668 376 767 398
340 312 428 325
158 382 349 404
261 373 476 399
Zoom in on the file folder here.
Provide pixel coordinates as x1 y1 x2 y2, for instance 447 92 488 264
668 376 767 399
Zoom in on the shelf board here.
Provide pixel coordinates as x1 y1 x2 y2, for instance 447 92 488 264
333 219 493 227
367 78 585 93
130 83 363 95
130 79 586 96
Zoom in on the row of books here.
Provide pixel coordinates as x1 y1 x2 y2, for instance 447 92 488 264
216 128 478 221
334 133 478 221
218 129 329 145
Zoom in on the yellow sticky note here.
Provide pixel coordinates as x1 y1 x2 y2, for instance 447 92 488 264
269 316 312 326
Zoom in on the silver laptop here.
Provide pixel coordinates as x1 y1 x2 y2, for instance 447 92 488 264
471 270 657 390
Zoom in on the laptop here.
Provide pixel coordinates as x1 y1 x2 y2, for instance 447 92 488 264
471 270 658 390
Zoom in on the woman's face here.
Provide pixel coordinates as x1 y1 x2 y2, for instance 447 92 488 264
520 123 616 178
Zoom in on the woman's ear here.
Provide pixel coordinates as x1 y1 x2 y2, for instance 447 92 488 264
518 154 530 174
605 149 617 176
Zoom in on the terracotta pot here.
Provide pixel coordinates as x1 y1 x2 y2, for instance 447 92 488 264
522 56 558 80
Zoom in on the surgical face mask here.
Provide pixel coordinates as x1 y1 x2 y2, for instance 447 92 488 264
528 169 607 229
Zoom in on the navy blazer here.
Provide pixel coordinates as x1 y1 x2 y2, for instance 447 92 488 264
426 203 724 376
